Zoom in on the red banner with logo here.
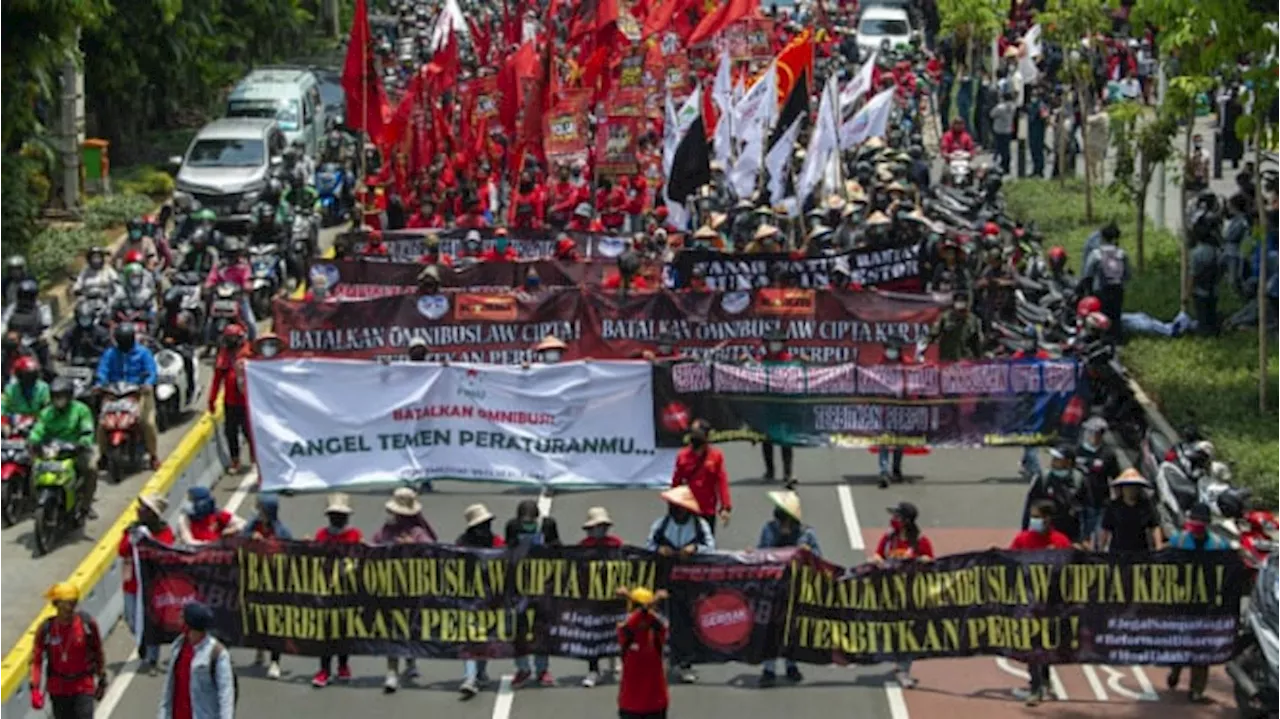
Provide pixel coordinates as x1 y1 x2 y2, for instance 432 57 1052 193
594 115 643 177
544 89 593 166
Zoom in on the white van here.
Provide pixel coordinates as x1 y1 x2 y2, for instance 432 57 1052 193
856 7 915 54
225 67 326 157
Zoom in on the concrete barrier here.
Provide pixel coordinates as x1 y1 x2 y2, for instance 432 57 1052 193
0 408 228 718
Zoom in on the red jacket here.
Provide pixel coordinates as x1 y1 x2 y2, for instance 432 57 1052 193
479 246 519 262
579 534 624 548
1010 529 1072 550
670 445 731 516
617 609 668 713
314 526 364 543
32 613 103 697
941 130 975 156
209 348 247 408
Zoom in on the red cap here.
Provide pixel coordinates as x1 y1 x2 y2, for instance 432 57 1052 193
983 222 1000 236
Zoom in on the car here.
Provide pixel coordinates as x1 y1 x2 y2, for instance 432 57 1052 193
169 118 287 228
225 67 327 157
855 6 915 54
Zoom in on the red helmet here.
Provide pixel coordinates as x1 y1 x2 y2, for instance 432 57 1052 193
1076 296 1102 317
1048 246 1068 265
1085 312 1111 332
1245 510 1278 535
13 355 39 376
222 324 247 339
982 221 1000 237
124 249 144 265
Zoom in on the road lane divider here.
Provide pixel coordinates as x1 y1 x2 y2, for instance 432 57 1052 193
0 407 227 717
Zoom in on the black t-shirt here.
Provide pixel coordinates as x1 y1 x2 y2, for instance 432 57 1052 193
1101 499 1158 551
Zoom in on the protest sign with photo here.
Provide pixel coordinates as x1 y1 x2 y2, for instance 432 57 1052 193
651 360 1081 448
246 359 675 491
138 542 1243 667
272 288 949 363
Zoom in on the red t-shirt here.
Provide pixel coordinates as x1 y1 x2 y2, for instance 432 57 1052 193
171 640 194 719
187 510 235 543
1010 529 1073 550
670 445 731 516
33 615 99 696
314 526 364 543
617 610 669 714
579 535 624 548
602 272 650 290
875 532 935 561
119 525 176 594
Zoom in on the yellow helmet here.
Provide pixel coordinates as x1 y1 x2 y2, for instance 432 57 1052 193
628 587 656 607
45 582 80 603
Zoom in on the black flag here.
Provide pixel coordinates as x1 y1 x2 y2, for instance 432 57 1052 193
666 114 712 203
768 70 810 149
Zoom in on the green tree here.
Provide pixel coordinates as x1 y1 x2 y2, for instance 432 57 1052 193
936 0 1002 72
1107 101 1177 271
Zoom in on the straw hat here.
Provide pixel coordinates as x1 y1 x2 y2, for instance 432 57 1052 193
887 180 908 194
535 335 568 352
464 503 494 528
754 224 781 241
710 159 726 172
709 211 729 229
386 487 423 516
807 224 833 240
693 225 720 240
660 485 702 513
768 490 803 521
582 506 614 529
1111 468 1151 488
825 194 847 211
138 493 168 516
865 211 892 226
325 492 354 514
863 136 886 151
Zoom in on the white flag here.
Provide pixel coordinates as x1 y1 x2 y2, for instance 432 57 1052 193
712 50 734 169
1019 25 1042 85
729 66 776 200
766 117 802 206
839 51 876 111
840 87 895 150
430 0 468 52
797 75 840 204
663 87 702 230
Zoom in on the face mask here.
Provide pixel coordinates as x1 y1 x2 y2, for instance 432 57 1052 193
1028 517 1047 533
953 304 967 314
312 285 329 299
884 348 900 361
588 525 609 539
1184 520 1207 535
658 344 673 355
540 350 562 363
89 258 104 270
53 397 69 411
524 276 541 290
117 337 136 351
768 341 784 353
889 517 904 532
327 513 349 529
495 240 510 253
669 507 690 522
129 230 143 241
260 343 281 358
689 435 707 449
520 520 539 533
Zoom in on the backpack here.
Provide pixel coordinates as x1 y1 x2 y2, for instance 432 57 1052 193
207 640 240 709
1098 246 1126 287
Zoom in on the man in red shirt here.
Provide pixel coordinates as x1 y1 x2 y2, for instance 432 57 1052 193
208 324 252 473
30 583 106 718
120 493 175 672
479 230 520 262
1009 499 1072 707
158 601 235 719
940 117 976 157
670 423 731 535
615 586 671 719
313 493 363 687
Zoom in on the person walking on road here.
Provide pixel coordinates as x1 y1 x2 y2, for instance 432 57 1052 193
121 494 175 673
504 498 561 688
1165 503 1232 703
989 91 1017 175
751 329 801 486
646 486 715 684
757 490 819 687
1098 469 1162 551
242 494 290 678
177 486 245 547
1009 500 1072 706
30 583 107 719
580 507 624 688
375 487 437 693
312 493 363 688
458 503 506 699
157 601 236 719
208 325 252 473
615 586 671 719
871 501 935 688
670 421 732 535
1079 224 1130 342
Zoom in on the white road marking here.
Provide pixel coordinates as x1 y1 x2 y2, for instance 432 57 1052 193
994 657 1069 700
96 470 257 719
1082 664 1109 700
884 681 911 719
1130 666 1159 701
836 485 864 551
491 675 515 719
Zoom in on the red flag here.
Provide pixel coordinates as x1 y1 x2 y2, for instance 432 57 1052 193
341 0 389 143
687 0 753 46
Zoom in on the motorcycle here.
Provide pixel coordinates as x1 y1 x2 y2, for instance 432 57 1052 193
30 439 87 556
316 162 348 227
155 343 200 432
98 382 145 483
162 271 206 345
1 414 37 527
206 282 245 348
946 151 973 188
248 243 286 317
61 365 99 416
1226 553 1279 719
289 209 319 283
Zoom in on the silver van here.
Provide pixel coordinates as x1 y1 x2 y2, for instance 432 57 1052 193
225 67 325 156
170 118 286 226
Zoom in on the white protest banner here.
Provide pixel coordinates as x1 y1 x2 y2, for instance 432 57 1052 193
246 359 676 491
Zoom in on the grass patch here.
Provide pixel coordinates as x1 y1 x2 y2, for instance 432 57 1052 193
84 193 155 231
1006 179 1278 505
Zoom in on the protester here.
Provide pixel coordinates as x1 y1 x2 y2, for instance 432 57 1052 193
505 498 560 687
95 323 160 470
669 422 731 535
177 486 245 547
752 328 799 486
1165 503 1232 702
757 490 819 687
871 501 934 688
1009 500 1072 706
375 487 437 692
120 494 174 673
580 507 624 688
156 601 236 719
1079 223 1129 341
458 503 505 699
646 486 714 683
1076 416 1119 545
312 493 362 688
1098 469 1161 551
615 586 671 719
30 583 107 719
207 324 252 473
240 494 289 677
1022 444 1086 544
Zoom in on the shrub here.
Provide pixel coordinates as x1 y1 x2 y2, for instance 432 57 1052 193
118 166 176 198
84 192 155 231
1005 179 1278 505
1 155 45 257
28 226 100 284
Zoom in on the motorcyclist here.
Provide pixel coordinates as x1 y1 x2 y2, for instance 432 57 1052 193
2 356 51 419
290 139 316 185
113 217 160 269
72 247 118 297
58 302 113 366
939 117 975 159
5 279 55 374
175 227 219 276
110 263 159 336
141 214 174 270
283 170 320 227
29 376 98 518
169 193 200 246
320 128 348 165
3 255 32 306
248 201 287 247
94 324 160 470
203 238 257 340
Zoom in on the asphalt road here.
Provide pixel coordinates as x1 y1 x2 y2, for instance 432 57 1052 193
0 222 345 655
95 442 1237 719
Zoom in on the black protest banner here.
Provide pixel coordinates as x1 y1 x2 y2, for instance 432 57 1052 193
308 257 612 297
340 228 632 262
652 359 1081 448
669 242 924 292
138 540 1242 666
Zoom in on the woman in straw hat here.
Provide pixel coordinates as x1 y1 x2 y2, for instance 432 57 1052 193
374 487 437 693
120 493 173 673
579 507 624 688
312 493 362 688
645 485 714 684
457 503 505 699
1098 469 1161 552
614 585 671 719
756 490 820 687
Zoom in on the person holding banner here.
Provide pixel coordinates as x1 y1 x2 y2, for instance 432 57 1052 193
615 586 671 719
1009 499 1072 706
871 501 934 689
177 486 245 547
757 491 819 687
458 503 505 699
646 486 715 684
312 493 362 688
580 507 624 688
120 494 173 674
670 422 732 535
505 499 561 687
374 487 438 692
1165 503 1232 703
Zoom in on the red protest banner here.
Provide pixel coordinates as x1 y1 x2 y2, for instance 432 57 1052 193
543 88 593 166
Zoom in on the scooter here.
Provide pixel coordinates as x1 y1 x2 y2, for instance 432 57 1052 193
98 382 145 483
30 439 87 557
316 162 348 227
155 342 200 432
1 414 37 527
61 365 99 416
249 243 286 317
946 151 973 188
161 272 206 345
1226 553 1279 719
206 282 245 350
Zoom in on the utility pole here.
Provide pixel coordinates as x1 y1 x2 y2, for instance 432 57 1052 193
1155 63 1167 230
58 29 85 212
325 0 340 38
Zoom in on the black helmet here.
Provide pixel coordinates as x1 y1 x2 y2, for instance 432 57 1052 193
190 227 209 247
50 377 74 398
16 278 39 304
126 216 146 240
222 237 245 256
113 323 136 346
